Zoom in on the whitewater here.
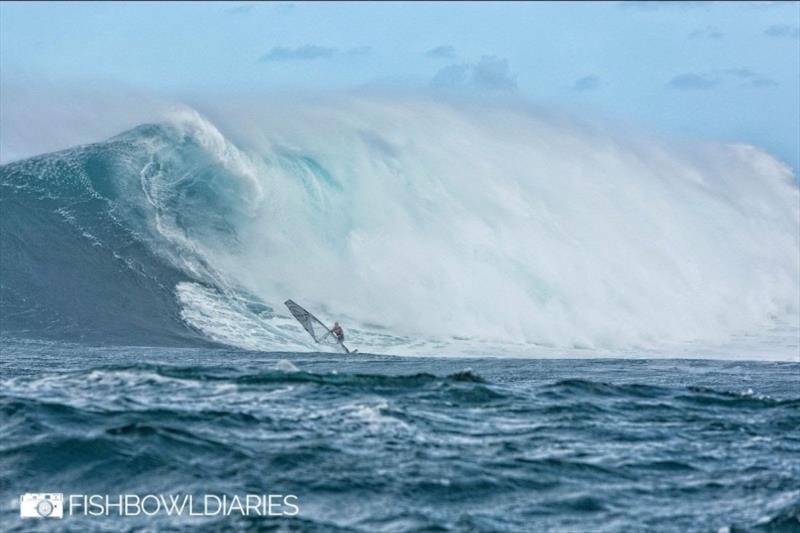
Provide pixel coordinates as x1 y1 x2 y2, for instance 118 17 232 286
1 94 798 359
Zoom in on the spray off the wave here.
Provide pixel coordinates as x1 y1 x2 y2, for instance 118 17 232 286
1 94 798 357
160 96 799 356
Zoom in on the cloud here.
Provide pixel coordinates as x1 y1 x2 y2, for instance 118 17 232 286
472 56 517 91
668 68 777 90
426 45 456 59
259 45 370 63
722 68 779 87
689 26 724 39
573 75 602 91
764 25 800 39
668 73 720 90
431 64 469 87
431 56 516 92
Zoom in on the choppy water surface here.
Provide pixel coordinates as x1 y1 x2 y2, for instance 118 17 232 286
1 339 798 532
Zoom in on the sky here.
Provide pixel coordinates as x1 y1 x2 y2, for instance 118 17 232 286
1 1 799 171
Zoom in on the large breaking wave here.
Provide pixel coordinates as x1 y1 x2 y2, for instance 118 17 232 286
1 96 798 358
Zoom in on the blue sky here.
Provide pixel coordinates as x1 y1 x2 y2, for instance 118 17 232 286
1 1 799 170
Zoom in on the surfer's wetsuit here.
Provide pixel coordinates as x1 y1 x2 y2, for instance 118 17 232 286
332 324 344 343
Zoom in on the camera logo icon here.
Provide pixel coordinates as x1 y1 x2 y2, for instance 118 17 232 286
20 493 64 518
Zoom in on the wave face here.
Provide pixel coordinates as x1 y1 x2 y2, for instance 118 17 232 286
1 97 798 357
1 125 202 345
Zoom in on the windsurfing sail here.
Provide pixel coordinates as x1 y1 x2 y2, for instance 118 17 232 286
284 299 351 353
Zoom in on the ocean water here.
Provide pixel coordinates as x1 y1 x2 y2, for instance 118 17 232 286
1 98 799 531
1 339 799 532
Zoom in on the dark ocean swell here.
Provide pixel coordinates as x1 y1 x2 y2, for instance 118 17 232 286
1 347 799 532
